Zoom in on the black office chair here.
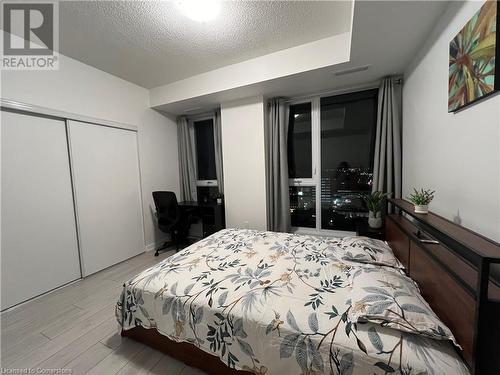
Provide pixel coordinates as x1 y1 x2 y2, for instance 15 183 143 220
152 191 194 256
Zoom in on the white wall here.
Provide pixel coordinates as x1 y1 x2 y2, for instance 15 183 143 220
1 48 180 251
221 97 267 230
402 1 500 242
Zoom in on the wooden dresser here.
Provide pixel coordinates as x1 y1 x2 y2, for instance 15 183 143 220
386 199 500 374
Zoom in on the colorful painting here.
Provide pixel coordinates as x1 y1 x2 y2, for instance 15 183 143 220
449 0 499 112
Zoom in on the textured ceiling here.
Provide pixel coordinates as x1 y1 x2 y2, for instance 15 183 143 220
153 0 450 114
58 1 352 88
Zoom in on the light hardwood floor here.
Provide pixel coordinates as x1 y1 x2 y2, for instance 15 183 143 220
1 250 207 375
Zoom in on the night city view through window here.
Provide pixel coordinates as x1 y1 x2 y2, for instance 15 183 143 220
288 89 378 231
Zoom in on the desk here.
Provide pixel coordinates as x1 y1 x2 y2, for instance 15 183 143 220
179 201 225 238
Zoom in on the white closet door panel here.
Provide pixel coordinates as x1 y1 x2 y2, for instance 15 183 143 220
68 121 144 276
1 111 81 310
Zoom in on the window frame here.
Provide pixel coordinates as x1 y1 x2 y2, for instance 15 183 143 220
288 98 322 232
287 89 377 237
190 115 218 188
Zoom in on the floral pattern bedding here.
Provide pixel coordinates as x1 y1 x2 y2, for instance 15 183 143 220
349 266 458 345
338 237 404 269
116 229 469 375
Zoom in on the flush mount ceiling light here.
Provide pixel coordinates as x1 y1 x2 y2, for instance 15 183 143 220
177 0 221 22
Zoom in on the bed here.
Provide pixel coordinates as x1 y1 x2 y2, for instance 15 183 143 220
116 226 473 375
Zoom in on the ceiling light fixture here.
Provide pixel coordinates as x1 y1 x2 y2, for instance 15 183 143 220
177 0 221 22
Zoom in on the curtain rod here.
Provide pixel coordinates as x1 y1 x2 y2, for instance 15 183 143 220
178 108 219 121
283 76 403 103
284 81 379 103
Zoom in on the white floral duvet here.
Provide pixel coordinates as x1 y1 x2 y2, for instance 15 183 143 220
116 229 469 375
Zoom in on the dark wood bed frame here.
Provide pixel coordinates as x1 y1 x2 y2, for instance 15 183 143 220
122 198 500 375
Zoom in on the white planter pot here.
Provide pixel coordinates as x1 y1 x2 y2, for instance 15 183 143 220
368 211 382 229
414 204 429 214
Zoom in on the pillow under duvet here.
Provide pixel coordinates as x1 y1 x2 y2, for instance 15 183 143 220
348 265 459 346
336 236 405 269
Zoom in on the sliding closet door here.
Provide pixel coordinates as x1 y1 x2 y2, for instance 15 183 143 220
1 111 81 310
68 121 144 276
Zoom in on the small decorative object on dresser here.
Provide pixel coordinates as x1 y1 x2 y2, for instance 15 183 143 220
363 191 390 228
408 188 435 214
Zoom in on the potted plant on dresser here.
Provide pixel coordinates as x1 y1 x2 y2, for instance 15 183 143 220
364 191 390 229
408 188 435 214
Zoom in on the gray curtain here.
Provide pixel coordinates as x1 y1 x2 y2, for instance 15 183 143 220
213 109 224 194
177 116 197 201
372 76 402 198
265 98 290 232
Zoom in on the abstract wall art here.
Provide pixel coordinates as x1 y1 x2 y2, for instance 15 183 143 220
449 0 499 112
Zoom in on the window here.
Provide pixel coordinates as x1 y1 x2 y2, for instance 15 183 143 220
289 186 316 228
288 101 317 228
288 103 312 179
193 118 217 185
320 90 377 231
288 89 378 233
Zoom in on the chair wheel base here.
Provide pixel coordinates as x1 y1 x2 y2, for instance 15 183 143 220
154 240 175 257
154 237 193 257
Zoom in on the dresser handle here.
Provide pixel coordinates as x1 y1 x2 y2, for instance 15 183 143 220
415 230 439 245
